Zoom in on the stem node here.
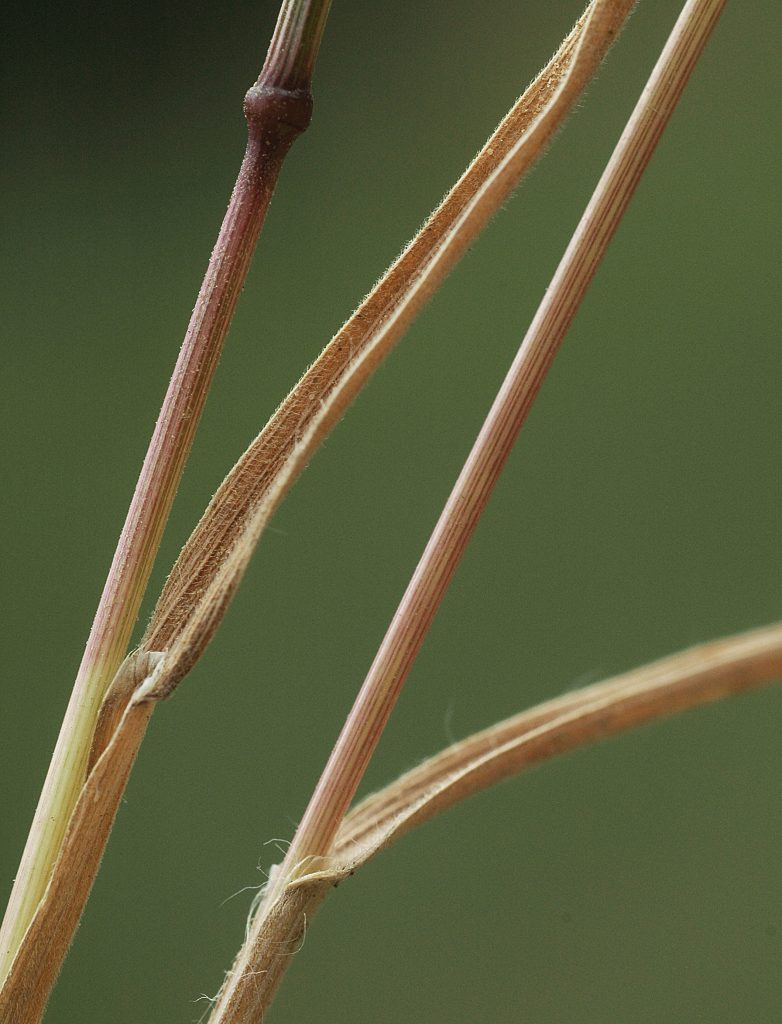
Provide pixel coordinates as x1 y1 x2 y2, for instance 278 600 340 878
243 83 313 137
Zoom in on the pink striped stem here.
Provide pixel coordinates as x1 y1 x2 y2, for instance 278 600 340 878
0 0 331 986
274 0 727 889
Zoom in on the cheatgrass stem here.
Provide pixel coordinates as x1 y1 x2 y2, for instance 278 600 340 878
0 0 331 985
274 0 728 894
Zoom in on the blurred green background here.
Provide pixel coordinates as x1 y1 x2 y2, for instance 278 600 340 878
1 1 780 1020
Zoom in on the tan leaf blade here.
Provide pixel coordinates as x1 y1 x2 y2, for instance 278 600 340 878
139 0 636 699
334 622 782 867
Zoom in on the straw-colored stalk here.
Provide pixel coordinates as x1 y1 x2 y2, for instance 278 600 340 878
205 1 732 1020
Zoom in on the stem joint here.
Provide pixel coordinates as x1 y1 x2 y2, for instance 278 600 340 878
243 83 313 138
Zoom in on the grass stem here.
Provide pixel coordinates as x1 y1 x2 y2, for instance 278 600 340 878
0 0 331 997
275 0 727 899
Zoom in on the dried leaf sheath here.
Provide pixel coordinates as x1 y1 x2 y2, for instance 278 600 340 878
140 0 636 696
0 701 153 1024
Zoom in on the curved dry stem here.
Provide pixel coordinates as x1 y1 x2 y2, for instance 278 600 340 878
138 0 636 697
205 621 781 1024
